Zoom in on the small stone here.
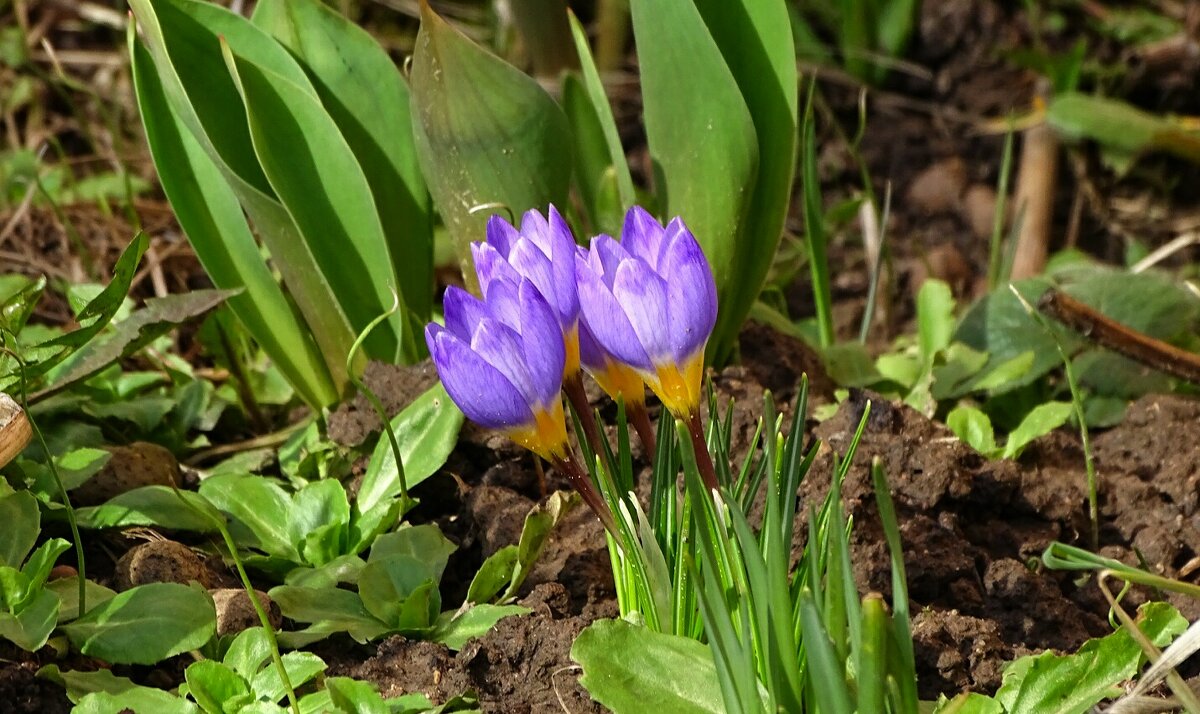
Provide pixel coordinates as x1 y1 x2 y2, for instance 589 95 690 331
73 442 180 506
907 158 967 215
211 589 282 636
115 540 215 591
962 184 1000 240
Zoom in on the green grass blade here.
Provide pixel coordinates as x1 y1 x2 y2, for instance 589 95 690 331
871 457 919 713
799 590 853 714
857 593 888 714
800 83 834 346
129 31 336 408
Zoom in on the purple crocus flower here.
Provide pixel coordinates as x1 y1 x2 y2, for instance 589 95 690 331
425 280 568 461
575 207 717 418
473 206 581 378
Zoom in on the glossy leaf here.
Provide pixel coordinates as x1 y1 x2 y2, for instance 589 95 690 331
0 490 38 568
61 583 216 665
130 28 336 407
253 0 433 329
694 0 798 361
75 486 221 533
410 3 573 290
432 604 528 651
573 619 725 714
630 0 758 356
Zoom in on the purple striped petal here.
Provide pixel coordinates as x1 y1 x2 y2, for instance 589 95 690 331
509 238 562 324
442 286 489 342
544 206 580 322
575 252 653 370
662 219 718 361
486 215 520 257
427 324 532 429
472 241 522 295
590 234 630 289
469 317 537 406
612 258 671 364
483 279 521 331
621 206 666 269
517 280 566 407
577 319 605 372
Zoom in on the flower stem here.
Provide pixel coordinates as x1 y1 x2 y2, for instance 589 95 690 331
685 410 719 492
563 372 606 457
628 400 657 456
553 453 619 537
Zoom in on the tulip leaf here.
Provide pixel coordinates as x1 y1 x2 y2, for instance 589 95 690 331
573 618 726 713
221 44 405 361
251 0 433 328
357 383 464 516
61 583 216 665
410 3 573 290
694 0 798 362
128 0 356 392
630 0 758 346
130 30 336 408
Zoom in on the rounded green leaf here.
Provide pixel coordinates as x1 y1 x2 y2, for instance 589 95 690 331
62 583 216 665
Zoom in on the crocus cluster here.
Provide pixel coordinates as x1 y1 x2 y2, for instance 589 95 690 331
426 205 719 531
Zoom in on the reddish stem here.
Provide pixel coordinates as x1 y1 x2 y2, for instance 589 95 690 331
563 372 606 458
627 400 657 457
553 453 619 537
686 410 719 493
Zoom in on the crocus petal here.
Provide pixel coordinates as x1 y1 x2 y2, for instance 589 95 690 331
621 206 666 268
577 319 605 372
485 215 519 257
545 206 580 322
662 220 718 362
509 238 562 323
472 241 522 295
483 279 521 331
469 317 537 406
517 280 566 408
576 253 654 370
590 234 630 289
612 258 672 364
442 286 490 342
427 325 532 429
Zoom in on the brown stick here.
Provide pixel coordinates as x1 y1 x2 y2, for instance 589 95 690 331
1038 288 1200 385
1009 119 1060 280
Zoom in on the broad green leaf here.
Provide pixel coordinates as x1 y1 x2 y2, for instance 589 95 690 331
221 45 404 361
76 485 220 533
18 539 72 610
946 405 998 458
467 546 519 605
1002 402 1073 460
1064 270 1199 341
128 0 356 391
506 490 578 601
995 601 1185 714
432 604 529 651
954 278 1067 394
410 3 573 290
223 626 272 680
47 577 117 622
916 279 956 362
369 526 458 580
291 478 351 567
325 676 388 714
268 585 388 643
284 555 366 589
819 342 882 388
933 693 1005 714
931 343 989 400
185 660 252 713
693 0 798 361
631 0 758 359
357 383 464 515
0 588 59 651
357 556 440 629
74 688 198 714
251 651 326 704
562 73 616 232
252 0 433 329
1074 351 1173 399
199 474 298 561
61 582 216 665
55 448 112 490
573 619 725 714
0 490 39 568
130 29 336 407
37 664 172 705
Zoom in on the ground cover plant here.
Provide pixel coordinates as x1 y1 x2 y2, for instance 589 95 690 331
3 0 1200 712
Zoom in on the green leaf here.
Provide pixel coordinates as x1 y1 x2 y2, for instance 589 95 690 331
220 44 404 362
466 546 518 605
631 0 758 359
1047 93 1200 165
573 619 725 714
0 490 39 568
954 278 1067 395
370 525 458 580
199 474 298 561
946 405 999 458
18 539 72 610
1064 270 1199 341
128 0 357 392
76 486 220 533
693 0 798 361
355 384 463 528
292 478 351 567
916 279 956 362
61 582 216 664
410 2 573 290
1002 401 1073 460
251 651 326 704
74 688 198 714
130 29 336 408
933 693 1005 714
325 677 388 714
0 588 59 651
46 577 117 622
268 585 388 643
357 556 440 630
55 448 112 491
432 604 529 651
37 664 179 706
994 601 1185 714
252 0 433 329
185 659 252 713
